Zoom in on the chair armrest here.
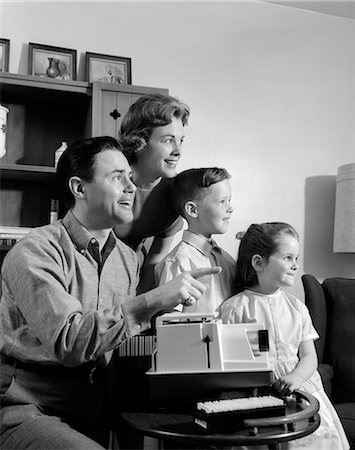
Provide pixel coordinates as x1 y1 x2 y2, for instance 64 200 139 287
318 363 333 398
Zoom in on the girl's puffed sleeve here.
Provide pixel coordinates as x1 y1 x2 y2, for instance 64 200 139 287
300 301 319 342
220 296 243 324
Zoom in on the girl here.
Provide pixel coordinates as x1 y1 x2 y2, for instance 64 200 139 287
221 222 349 449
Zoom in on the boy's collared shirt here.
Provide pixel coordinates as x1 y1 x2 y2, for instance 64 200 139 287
155 230 236 314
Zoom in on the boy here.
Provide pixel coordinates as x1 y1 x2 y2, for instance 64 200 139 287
155 167 236 314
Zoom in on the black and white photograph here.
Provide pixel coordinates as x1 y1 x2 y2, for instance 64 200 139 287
0 2 354 450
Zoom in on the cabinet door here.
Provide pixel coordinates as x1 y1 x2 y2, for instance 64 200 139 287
91 82 168 139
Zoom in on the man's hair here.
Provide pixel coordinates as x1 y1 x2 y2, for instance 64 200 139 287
233 222 299 294
57 136 123 209
119 93 190 164
172 167 231 218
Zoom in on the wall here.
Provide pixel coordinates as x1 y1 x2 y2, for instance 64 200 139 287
1 1 355 299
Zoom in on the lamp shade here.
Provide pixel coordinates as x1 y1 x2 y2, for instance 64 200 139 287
333 162 355 253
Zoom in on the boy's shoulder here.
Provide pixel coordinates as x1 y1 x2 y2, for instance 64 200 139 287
154 238 201 280
159 238 200 265
218 245 236 264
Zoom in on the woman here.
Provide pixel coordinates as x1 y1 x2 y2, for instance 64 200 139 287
111 94 190 450
115 93 190 293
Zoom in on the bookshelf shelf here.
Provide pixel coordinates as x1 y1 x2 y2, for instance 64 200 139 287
0 163 56 182
0 225 31 250
0 72 167 266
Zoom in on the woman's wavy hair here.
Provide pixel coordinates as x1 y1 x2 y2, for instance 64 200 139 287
119 94 190 164
57 136 123 209
233 222 299 294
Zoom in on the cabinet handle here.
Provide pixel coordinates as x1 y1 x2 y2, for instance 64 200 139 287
109 109 121 120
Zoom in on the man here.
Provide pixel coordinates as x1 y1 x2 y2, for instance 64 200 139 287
0 137 220 449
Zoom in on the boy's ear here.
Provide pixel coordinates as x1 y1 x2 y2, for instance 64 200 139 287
184 201 198 219
68 176 87 200
251 254 265 272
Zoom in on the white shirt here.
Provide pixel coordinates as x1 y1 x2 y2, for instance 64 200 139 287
221 288 319 373
155 230 236 314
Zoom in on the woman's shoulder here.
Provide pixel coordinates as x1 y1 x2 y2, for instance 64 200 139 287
151 176 175 190
135 177 175 202
160 177 175 187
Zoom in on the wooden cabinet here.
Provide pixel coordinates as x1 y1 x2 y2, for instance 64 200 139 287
0 73 168 229
91 82 168 138
0 73 91 228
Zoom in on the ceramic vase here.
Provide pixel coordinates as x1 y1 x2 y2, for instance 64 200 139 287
46 57 61 78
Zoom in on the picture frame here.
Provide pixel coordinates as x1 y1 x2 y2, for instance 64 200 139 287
0 38 10 72
85 51 132 84
28 42 77 80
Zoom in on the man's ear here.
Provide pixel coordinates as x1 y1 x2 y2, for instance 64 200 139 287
184 201 198 219
251 254 265 272
68 176 87 200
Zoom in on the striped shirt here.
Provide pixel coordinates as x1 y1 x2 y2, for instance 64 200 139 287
155 230 236 314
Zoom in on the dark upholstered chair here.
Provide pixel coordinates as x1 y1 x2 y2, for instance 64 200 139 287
302 274 355 447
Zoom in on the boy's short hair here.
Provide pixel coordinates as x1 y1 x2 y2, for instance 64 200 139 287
172 167 231 218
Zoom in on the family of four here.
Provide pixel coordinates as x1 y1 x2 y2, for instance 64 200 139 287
0 94 349 449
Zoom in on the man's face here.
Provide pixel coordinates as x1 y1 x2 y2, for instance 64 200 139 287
83 149 136 227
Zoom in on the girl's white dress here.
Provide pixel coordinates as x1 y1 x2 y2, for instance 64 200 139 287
220 288 349 450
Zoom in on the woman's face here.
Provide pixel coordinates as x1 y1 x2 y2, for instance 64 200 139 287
137 117 186 180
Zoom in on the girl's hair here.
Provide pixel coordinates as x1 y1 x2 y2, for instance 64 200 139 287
119 94 190 164
57 136 123 209
233 222 299 294
172 167 231 217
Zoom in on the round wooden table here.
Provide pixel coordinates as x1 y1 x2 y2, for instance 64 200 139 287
120 390 320 450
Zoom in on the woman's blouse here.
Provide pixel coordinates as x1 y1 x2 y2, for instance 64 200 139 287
114 178 183 251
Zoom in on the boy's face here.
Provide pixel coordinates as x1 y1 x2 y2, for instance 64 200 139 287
194 179 233 238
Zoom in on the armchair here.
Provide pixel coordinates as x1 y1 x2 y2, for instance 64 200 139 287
302 274 355 447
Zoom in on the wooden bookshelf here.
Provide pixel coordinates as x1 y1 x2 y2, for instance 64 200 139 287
0 163 56 182
0 72 167 231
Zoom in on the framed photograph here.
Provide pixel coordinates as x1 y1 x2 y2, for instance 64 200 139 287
28 42 77 80
85 52 131 84
0 38 10 72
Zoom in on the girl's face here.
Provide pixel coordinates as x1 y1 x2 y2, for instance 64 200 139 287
136 117 185 180
193 179 233 238
258 233 299 293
